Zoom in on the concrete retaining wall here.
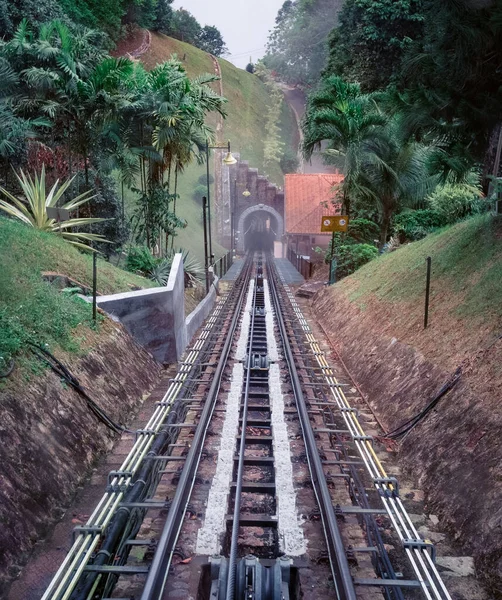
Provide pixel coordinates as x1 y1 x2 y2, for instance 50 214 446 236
96 255 219 364
186 278 219 343
96 254 186 364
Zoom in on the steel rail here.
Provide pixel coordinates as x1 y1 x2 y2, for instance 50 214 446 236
140 255 255 600
41 257 250 600
225 254 260 600
266 255 357 600
274 262 452 600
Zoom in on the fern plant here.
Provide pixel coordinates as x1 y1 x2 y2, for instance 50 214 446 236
0 165 110 251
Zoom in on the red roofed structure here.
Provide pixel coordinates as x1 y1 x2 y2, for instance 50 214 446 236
284 173 344 257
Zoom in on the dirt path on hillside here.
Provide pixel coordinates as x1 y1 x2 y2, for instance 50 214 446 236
279 83 336 175
111 27 151 59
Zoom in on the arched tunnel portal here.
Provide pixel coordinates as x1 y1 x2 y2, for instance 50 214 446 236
236 205 284 253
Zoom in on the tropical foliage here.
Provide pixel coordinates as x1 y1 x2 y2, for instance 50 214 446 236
268 0 501 279
126 245 204 285
0 166 108 250
157 8 228 57
0 18 226 259
264 0 344 86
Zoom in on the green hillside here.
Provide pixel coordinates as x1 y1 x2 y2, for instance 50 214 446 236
130 33 297 262
326 213 502 368
0 217 154 377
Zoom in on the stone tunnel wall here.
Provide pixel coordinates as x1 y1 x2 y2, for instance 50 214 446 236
218 157 284 250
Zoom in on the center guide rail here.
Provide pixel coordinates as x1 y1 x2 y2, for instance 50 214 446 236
42 254 255 600
266 254 452 600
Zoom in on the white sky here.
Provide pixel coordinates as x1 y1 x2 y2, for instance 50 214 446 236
172 0 285 69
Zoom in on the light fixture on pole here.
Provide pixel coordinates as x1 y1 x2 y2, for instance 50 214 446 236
205 140 237 263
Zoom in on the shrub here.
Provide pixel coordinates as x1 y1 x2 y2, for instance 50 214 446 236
198 174 213 185
280 148 299 174
193 183 208 204
347 218 380 244
427 183 485 224
82 171 129 256
326 218 380 257
335 243 378 279
392 209 448 242
126 246 158 275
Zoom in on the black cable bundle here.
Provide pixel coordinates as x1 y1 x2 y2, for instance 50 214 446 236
386 366 462 440
29 343 127 434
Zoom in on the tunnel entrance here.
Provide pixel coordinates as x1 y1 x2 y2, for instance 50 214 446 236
243 209 278 252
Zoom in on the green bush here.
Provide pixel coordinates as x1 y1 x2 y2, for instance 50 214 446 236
392 209 448 242
125 246 158 275
280 148 299 174
193 184 208 204
427 183 485 224
326 219 380 257
198 174 213 185
335 243 379 278
347 218 380 244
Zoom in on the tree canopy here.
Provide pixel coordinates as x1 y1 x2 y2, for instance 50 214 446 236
0 18 227 253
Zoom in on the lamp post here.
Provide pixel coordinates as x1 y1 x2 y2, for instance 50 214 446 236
231 178 237 254
205 140 237 263
202 196 210 295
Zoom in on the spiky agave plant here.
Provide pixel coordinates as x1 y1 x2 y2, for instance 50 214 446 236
0 165 110 251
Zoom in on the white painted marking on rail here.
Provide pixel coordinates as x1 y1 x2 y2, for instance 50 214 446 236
265 279 306 556
196 280 254 555
235 279 255 361
263 279 279 362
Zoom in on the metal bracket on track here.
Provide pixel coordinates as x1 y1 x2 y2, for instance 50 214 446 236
208 555 291 600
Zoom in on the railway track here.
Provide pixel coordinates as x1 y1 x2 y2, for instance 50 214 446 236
40 252 452 600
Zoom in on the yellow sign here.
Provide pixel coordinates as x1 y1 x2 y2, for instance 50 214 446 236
321 215 349 233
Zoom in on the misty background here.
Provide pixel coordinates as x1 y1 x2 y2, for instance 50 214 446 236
172 0 284 68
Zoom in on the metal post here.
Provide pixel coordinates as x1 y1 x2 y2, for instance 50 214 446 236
493 126 502 177
205 141 213 263
329 230 336 285
424 256 432 329
202 196 210 295
92 252 97 322
231 178 237 255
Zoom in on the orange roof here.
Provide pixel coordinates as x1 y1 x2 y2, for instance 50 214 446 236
284 173 344 235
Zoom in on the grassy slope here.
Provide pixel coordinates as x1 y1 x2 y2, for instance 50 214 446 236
0 217 154 372
135 33 297 262
335 214 502 368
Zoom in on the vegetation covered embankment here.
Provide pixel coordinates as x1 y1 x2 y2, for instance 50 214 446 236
0 217 162 592
311 214 502 594
0 216 155 373
126 31 297 259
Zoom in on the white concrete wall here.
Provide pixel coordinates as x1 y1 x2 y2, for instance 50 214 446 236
96 255 220 365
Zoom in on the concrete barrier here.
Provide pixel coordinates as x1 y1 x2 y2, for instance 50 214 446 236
186 278 219 343
95 255 220 365
96 254 186 364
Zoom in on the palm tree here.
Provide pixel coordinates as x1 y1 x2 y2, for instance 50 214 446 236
360 122 434 245
302 76 387 216
126 61 226 251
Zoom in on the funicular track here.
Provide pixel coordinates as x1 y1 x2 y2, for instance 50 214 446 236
41 255 254 600
40 252 452 600
267 256 453 600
